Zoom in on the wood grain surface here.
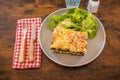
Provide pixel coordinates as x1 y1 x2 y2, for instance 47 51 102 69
0 0 120 80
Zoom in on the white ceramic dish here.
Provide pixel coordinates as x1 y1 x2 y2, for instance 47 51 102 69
39 8 106 67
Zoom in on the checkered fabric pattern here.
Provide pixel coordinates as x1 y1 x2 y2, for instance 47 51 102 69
12 18 42 69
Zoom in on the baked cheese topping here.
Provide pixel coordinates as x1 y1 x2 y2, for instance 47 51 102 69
51 26 88 55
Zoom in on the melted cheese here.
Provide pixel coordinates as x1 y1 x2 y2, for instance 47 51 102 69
51 26 88 54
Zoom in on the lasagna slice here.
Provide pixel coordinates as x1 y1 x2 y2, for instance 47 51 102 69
50 26 88 56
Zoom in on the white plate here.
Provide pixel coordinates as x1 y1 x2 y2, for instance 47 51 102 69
39 8 106 67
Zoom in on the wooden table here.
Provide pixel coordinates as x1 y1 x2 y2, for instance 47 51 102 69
0 0 120 80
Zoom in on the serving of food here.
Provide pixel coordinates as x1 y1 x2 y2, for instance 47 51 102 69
50 25 88 56
39 8 106 67
47 8 98 56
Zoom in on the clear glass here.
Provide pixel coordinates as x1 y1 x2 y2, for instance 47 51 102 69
65 0 81 8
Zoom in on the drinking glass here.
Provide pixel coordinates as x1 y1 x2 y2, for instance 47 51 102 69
65 0 81 8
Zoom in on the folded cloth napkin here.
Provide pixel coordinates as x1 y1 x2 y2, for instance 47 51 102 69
12 18 42 69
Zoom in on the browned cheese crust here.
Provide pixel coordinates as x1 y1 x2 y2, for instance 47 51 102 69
51 26 88 56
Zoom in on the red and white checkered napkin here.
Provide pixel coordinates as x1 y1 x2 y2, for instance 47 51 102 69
12 18 42 69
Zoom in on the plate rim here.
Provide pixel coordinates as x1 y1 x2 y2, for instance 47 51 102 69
39 8 106 67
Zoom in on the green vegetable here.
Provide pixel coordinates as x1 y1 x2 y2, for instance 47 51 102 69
47 14 64 31
47 22 57 31
58 18 81 31
47 8 98 38
81 13 98 38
